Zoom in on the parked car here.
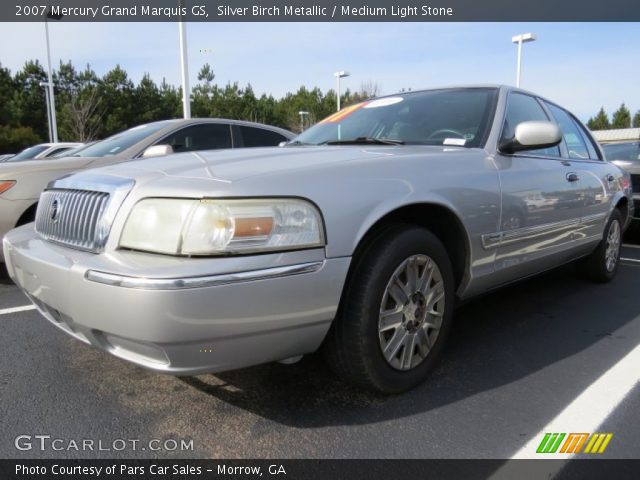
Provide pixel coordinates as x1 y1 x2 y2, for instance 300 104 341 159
603 141 640 228
0 119 294 262
3 86 633 393
50 142 98 158
0 154 15 162
6 142 83 162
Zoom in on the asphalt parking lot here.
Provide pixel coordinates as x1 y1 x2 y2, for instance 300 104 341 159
1 232 639 460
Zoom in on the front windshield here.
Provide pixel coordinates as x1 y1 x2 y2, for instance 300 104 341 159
603 142 640 161
293 88 498 148
74 122 172 158
9 145 49 161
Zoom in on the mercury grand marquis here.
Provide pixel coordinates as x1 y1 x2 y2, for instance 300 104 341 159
3 86 633 393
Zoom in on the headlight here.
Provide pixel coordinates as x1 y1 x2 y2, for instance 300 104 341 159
0 181 16 195
119 198 325 255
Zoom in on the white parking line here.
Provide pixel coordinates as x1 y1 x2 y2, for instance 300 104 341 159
622 243 640 249
491 343 640 478
620 257 640 263
0 305 36 315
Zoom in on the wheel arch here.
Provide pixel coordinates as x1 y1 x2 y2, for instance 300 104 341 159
15 202 38 227
345 202 471 298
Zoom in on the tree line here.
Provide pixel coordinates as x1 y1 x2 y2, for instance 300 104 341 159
586 104 640 131
0 60 378 153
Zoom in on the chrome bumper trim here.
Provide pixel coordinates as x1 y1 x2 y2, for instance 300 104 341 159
85 261 325 290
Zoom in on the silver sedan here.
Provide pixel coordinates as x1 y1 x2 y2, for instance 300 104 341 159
4 85 633 393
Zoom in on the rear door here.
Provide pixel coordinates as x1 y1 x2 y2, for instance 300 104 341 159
491 92 582 282
543 101 614 244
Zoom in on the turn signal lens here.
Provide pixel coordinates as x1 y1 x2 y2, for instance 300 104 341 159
0 181 16 194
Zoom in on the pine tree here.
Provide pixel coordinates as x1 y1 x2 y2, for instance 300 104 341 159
611 103 631 129
586 107 610 130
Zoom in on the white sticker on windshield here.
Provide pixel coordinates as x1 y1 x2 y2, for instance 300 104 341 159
443 138 466 146
364 97 404 109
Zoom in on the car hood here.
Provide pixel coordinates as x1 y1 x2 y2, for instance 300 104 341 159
95 145 475 183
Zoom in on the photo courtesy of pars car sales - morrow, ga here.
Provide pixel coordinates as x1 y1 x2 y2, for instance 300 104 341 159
0 1 639 479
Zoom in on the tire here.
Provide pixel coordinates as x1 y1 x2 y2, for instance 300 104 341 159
323 225 455 394
577 209 623 283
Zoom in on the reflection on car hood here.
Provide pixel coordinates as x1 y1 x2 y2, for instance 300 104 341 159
96 145 471 183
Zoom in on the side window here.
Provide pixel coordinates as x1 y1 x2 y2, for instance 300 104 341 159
44 147 71 157
545 103 590 160
239 126 287 147
161 124 232 153
576 121 601 160
501 93 560 157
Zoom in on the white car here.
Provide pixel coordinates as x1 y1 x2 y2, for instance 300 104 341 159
5 143 83 162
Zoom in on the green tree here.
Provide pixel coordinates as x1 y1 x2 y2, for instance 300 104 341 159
13 60 48 141
0 125 41 152
633 110 640 128
611 103 631 129
586 107 610 131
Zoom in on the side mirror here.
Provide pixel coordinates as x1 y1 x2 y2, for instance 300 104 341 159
500 121 562 154
142 144 174 158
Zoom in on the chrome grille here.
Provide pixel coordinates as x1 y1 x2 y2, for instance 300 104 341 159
35 189 110 252
631 174 640 194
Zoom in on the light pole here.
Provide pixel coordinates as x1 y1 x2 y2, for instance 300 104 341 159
39 82 53 142
44 11 62 142
178 0 191 119
334 70 350 111
298 111 309 132
511 33 536 88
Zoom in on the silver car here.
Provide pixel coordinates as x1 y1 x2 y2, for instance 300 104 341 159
4 86 633 393
0 119 293 262
603 141 640 228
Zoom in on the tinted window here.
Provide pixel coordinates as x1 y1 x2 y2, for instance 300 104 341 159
294 88 498 148
78 122 172 158
43 147 71 158
545 103 590 160
501 93 560 157
9 145 49 161
603 142 640 161
239 126 287 147
162 124 232 152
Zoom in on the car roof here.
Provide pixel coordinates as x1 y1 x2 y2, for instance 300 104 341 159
143 118 294 138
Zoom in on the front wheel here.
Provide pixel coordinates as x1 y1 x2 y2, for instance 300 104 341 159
323 226 455 394
577 209 623 283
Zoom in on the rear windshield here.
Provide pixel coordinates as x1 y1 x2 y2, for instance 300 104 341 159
8 145 49 161
75 122 171 158
603 142 640 161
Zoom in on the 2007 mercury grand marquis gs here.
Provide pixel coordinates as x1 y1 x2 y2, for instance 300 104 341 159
4 86 633 393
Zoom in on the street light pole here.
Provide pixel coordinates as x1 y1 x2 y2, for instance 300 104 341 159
39 82 53 142
178 0 191 119
334 70 350 111
44 19 58 142
511 33 536 88
298 111 309 132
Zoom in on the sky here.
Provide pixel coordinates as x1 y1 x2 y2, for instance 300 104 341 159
0 22 638 122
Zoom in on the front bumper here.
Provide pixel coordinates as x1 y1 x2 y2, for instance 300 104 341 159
3 225 350 375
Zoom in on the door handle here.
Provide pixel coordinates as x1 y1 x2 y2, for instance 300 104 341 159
566 172 580 182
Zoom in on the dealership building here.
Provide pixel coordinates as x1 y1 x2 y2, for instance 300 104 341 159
591 127 640 144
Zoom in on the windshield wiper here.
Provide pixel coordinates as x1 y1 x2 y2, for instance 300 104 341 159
325 137 404 146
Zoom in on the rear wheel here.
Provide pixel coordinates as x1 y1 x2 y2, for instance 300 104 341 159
577 209 623 283
323 225 455 393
